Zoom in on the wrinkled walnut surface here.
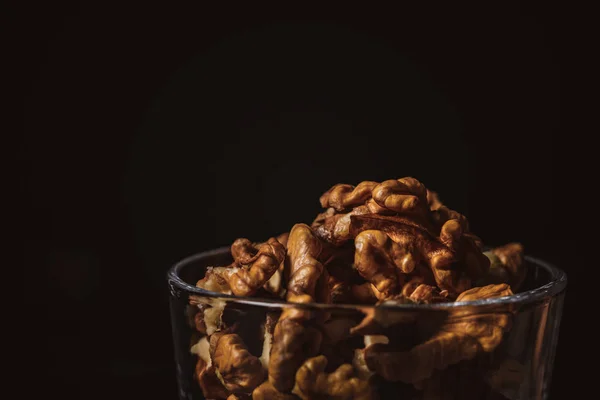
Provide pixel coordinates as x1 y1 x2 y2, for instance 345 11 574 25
211 332 265 394
187 177 528 399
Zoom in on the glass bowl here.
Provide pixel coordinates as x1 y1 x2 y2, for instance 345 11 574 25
168 247 566 400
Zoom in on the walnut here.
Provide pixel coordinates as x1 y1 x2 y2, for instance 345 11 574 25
313 205 371 246
371 178 428 215
406 284 449 304
350 300 418 337
319 181 379 211
186 301 208 333
350 214 473 296
195 357 229 400
365 331 478 384
259 312 279 370
400 275 426 298
311 207 336 229
229 237 286 297
313 177 488 294
264 268 285 297
293 355 376 400
191 336 211 361
197 266 239 294
211 332 265 394
270 223 328 393
352 348 374 380
268 308 323 392
354 229 416 298
262 233 289 295
189 297 227 336
252 382 300 400
286 223 324 301
455 283 513 302
188 177 525 399
480 243 526 291
364 284 513 384
231 238 258 264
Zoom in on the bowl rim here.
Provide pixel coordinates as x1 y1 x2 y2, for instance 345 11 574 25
167 246 567 310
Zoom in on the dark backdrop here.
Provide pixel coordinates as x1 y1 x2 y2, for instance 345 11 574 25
14 2 581 399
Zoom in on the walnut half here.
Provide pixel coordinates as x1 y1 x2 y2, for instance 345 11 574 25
293 355 377 400
211 332 265 394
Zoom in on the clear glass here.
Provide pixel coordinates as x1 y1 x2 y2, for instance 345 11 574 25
168 247 566 400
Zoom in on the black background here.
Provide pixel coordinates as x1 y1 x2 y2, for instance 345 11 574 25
13 2 585 399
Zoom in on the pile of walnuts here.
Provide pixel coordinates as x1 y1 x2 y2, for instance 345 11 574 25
188 178 526 400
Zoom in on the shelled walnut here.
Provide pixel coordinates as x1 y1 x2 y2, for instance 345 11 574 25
186 177 528 399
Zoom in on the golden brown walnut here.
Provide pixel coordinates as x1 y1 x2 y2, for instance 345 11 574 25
364 284 513 383
264 267 285 297
426 188 469 231
319 181 379 211
252 381 300 400
350 300 418 337
455 283 513 302
350 214 472 296
429 189 489 281
211 333 265 394
491 243 524 271
197 266 240 294
293 355 376 400
269 308 323 392
263 233 289 296
231 238 257 264
352 348 374 380
187 299 209 333
286 223 324 301
314 177 489 290
229 237 286 297
313 205 371 246
407 284 449 304
432 204 469 232
311 207 336 229
189 296 228 335
485 243 526 291
269 224 330 391
191 274 231 334
354 229 417 298
371 178 428 215
195 357 229 400
401 275 426 298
